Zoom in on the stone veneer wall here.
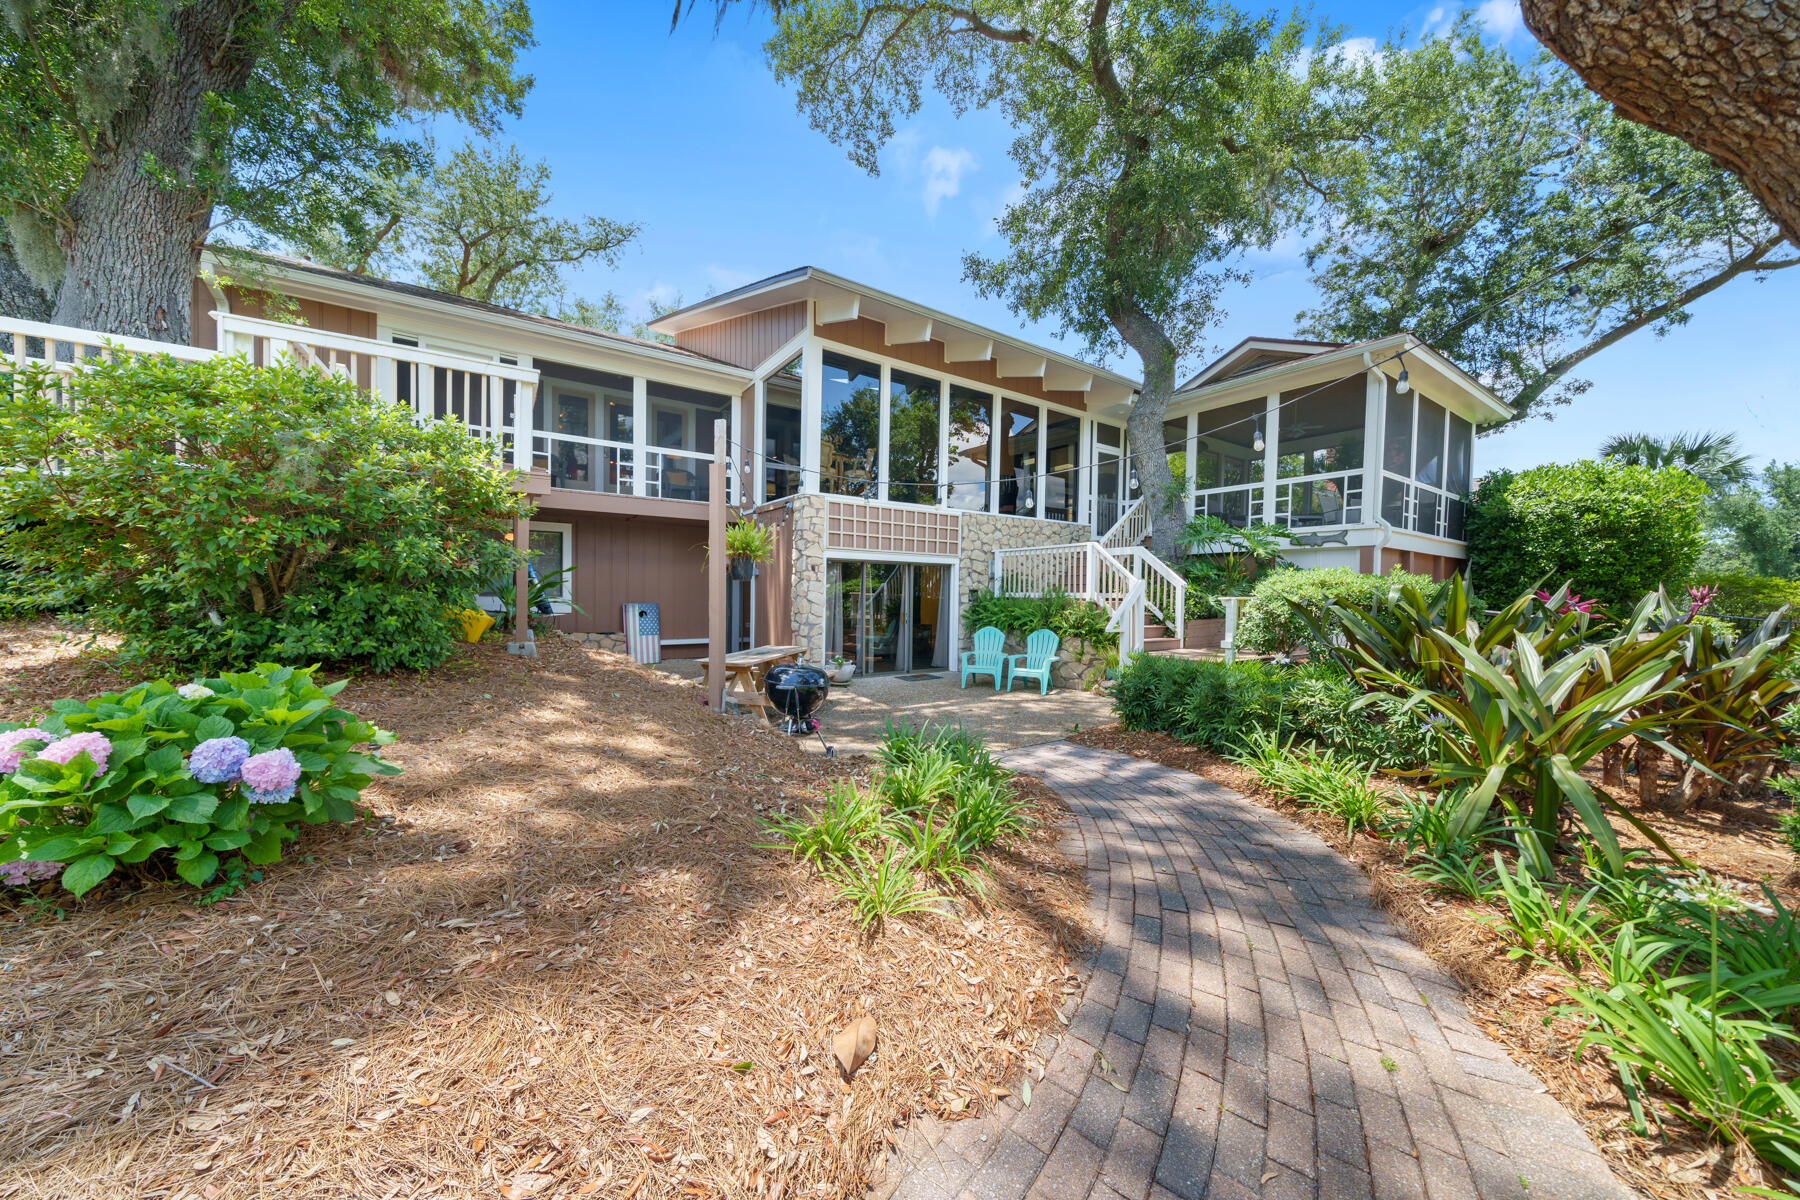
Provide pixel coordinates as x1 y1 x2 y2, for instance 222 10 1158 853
954 512 1090 655
782 496 1093 666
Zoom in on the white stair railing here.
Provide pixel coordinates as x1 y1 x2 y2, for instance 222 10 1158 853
992 540 1151 657
1115 546 1186 646
1100 496 1149 549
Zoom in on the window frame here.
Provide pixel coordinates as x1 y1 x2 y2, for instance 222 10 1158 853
527 521 575 605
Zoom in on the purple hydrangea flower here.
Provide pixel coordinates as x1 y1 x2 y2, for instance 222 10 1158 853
240 747 301 804
36 731 112 772
0 860 63 887
188 736 251 784
0 728 50 773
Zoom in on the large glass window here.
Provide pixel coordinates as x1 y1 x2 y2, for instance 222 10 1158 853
648 380 730 502
532 362 633 494
997 398 1040 515
1193 398 1264 489
762 357 802 501
1414 398 1446 486
1446 414 1473 495
1383 390 1413 476
1043 413 1081 522
1277 379 1364 478
945 386 992 511
819 351 880 497
887 368 940 505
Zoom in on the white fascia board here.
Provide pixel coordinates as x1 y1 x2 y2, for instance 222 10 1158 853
993 348 1048 379
942 335 994 363
883 315 934 345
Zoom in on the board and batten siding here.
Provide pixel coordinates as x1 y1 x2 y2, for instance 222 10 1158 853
551 514 710 649
814 316 1092 412
671 301 808 369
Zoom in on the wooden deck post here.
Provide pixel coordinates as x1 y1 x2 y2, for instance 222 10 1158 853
509 513 535 657
707 419 727 711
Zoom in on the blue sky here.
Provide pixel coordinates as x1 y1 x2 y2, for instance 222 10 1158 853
471 1 1800 475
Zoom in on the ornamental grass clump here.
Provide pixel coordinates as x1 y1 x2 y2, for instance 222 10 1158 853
0 663 398 898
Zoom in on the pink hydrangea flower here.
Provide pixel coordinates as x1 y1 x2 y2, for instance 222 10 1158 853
0 728 49 773
240 747 302 803
35 731 112 772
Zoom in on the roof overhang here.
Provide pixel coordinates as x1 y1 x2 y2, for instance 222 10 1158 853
204 250 753 384
1171 332 1512 425
1181 336 1347 390
649 266 1137 402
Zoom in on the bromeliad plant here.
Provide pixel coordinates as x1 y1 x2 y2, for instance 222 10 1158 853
1298 576 1794 875
0 664 398 897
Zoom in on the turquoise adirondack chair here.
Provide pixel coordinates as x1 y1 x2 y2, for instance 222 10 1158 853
1005 629 1062 695
960 626 1008 690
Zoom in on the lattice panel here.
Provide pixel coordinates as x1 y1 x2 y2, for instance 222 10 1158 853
825 502 959 555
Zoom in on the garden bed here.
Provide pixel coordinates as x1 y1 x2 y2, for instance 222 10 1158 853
0 621 1090 1199
1071 723 1797 1200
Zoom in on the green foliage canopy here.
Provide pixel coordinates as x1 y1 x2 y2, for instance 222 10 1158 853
0 355 529 671
1467 461 1708 610
1236 566 1439 655
1298 17 1798 423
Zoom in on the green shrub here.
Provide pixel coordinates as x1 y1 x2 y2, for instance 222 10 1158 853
1236 566 1438 655
0 355 529 672
1691 572 1800 620
1228 730 1396 842
0 664 398 898
1467 460 1708 610
1112 655 1436 769
964 586 1117 650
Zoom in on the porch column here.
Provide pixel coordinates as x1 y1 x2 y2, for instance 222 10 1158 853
631 377 649 497
1260 392 1280 525
508 513 534 657
1363 369 1386 534
707 419 727 711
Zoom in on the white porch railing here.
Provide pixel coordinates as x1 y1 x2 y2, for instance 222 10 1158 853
1100 496 1149 549
1115 546 1186 645
993 540 1159 658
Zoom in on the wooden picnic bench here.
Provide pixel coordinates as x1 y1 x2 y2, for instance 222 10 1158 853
701 645 805 715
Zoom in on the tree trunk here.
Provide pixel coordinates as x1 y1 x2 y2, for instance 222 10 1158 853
1601 744 1625 789
1634 739 1661 808
1672 764 1721 814
48 0 260 342
0 243 52 322
1109 297 1181 559
1519 0 1800 248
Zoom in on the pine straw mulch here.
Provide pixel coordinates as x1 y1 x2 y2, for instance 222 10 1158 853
1070 724 1800 1200
0 622 1091 1200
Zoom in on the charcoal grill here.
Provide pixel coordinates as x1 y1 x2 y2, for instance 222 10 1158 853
763 663 834 755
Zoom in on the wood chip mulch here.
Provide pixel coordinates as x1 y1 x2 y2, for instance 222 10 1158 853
0 621 1092 1200
1070 725 1797 1200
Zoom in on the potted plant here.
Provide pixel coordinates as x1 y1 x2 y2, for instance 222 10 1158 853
723 519 775 581
829 655 855 684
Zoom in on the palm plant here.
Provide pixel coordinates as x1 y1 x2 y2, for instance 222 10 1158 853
1599 430 1754 492
1301 576 1700 874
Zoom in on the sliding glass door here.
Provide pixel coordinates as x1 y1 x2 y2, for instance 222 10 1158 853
826 561 951 674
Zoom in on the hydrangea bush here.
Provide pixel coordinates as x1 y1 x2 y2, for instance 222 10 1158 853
0 664 398 898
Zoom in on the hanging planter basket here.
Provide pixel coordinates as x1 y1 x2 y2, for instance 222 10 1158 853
729 557 757 582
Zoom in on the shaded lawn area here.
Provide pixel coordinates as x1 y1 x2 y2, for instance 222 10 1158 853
0 624 1090 1199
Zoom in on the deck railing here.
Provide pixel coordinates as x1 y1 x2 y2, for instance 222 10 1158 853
993 540 1157 656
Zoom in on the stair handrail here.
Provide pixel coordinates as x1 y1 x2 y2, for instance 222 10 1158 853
1115 545 1187 646
1099 496 1148 549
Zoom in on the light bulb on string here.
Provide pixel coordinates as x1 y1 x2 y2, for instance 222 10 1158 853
1128 468 1139 492
1395 354 1411 395
1252 416 1265 453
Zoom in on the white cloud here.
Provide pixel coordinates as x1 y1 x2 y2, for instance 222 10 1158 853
1420 5 1454 39
638 281 680 309
702 265 759 295
920 146 977 217
1477 0 1524 41
1337 37 1383 67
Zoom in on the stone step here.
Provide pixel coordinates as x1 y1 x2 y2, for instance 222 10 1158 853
1144 636 1182 652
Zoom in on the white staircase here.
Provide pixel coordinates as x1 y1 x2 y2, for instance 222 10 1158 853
993 500 1187 658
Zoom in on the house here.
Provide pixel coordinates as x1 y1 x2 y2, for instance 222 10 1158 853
5 257 1507 670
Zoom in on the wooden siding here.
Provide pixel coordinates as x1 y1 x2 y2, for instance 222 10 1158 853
550 514 710 641
753 504 795 647
673 302 807 369
815 316 1092 411
188 280 220 349
1379 548 1463 581
224 287 378 339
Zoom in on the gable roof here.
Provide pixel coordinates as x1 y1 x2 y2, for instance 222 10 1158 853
647 266 1140 404
1178 336 1347 391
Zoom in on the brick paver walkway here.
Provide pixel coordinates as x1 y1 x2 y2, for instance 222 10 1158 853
868 743 1628 1200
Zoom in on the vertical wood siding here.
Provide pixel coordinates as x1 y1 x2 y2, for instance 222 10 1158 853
815 316 1092 411
673 302 807 369
753 505 795 647
551 514 711 642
